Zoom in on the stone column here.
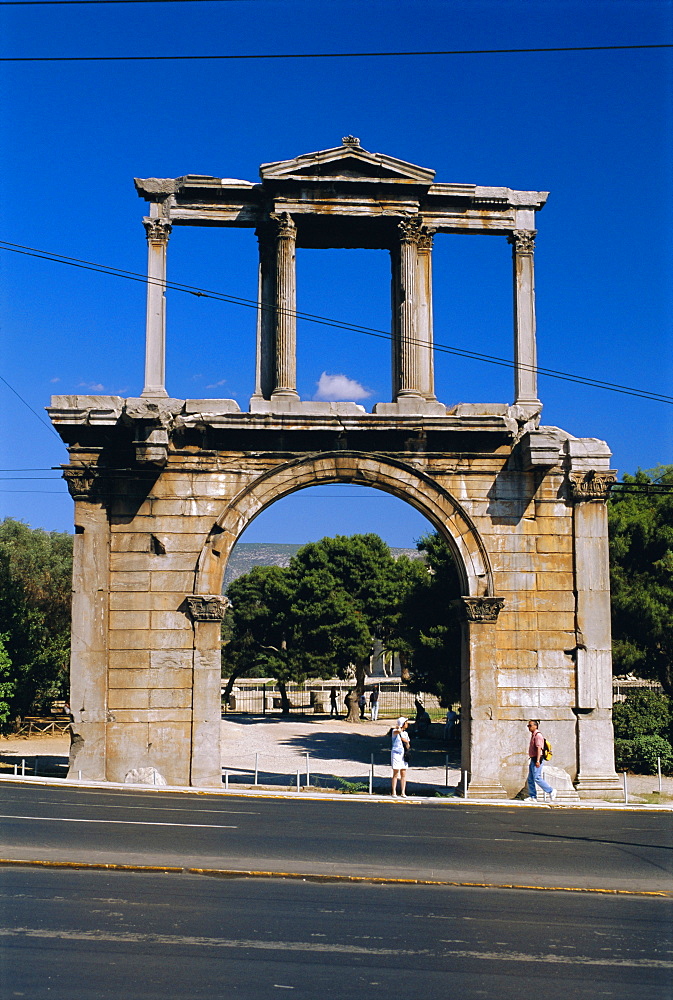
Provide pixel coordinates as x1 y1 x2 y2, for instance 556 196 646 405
508 230 540 408
270 212 299 399
62 469 109 781
459 596 508 799
569 471 622 797
253 225 276 400
395 218 424 400
390 245 402 398
416 227 436 400
141 216 171 399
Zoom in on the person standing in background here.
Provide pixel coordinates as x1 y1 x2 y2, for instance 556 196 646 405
369 684 380 722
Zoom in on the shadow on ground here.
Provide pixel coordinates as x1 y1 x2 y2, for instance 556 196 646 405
0 755 68 778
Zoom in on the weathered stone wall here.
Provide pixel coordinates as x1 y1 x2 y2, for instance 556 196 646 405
51 396 620 797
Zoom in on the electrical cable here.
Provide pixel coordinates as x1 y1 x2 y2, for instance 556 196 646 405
1 239 671 405
0 375 62 438
1 42 671 63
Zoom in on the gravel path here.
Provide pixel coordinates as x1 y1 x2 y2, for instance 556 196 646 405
220 715 461 793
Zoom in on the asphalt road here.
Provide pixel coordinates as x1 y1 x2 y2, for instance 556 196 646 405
2 866 672 1000
0 783 671 892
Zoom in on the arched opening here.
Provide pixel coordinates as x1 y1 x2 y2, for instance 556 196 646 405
196 452 493 599
195 452 495 794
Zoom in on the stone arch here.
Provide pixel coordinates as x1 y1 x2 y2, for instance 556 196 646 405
195 451 494 598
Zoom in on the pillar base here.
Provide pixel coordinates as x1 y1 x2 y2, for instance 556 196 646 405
462 778 508 800
141 387 169 399
250 397 365 416
374 398 447 416
574 773 623 799
67 722 107 782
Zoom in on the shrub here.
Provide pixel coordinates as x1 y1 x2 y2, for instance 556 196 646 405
612 690 671 740
631 735 673 775
614 738 635 772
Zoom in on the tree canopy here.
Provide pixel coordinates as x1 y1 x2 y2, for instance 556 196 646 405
608 466 673 695
0 518 73 720
222 533 427 718
221 530 464 717
395 531 463 707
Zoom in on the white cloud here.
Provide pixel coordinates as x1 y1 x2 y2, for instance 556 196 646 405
49 377 60 384
205 379 227 389
313 371 371 402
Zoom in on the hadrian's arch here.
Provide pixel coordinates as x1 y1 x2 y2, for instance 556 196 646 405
50 138 622 798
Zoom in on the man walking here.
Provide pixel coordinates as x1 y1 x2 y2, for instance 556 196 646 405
369 684 380 722
525 720 557 802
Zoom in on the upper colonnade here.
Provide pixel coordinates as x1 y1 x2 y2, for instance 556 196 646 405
135 137 548 416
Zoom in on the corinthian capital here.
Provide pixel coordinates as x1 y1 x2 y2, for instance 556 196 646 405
398 216 424 244
461 597 505 623
417 226 436 252
270 211 296 240
186 595 229 622
62 465 99 502
507 230 537 254
568 470 617 502
143 217 172 245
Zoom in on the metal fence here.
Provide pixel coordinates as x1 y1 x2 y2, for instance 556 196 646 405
612 678 663 703
222 680 449 721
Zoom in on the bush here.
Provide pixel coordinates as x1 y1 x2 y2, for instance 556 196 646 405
631 735 673 775
612 690 671 740
614 738 635 772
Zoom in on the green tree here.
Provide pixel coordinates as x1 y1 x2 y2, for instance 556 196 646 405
0 634 16 723
0 518 73 719
288 534 414 721
396 531 463 707
222 534 418 719
608 467 673 694
222 562 371 714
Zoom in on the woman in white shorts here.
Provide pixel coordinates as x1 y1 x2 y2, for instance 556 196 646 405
391 716 410 797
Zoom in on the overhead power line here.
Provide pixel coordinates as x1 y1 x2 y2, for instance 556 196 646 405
2 239 671 406
0 374 62 438
1 42 671 63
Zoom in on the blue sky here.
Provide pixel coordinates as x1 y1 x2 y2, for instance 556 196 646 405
1 0 671 546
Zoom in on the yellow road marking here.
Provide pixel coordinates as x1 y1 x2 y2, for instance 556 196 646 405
0 858 668 897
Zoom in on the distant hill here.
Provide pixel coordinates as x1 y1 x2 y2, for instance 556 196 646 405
223 542 423 589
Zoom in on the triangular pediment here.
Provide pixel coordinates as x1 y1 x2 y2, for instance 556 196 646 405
260 140 435 185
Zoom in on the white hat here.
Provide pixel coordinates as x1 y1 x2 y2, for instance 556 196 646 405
396 717 408 727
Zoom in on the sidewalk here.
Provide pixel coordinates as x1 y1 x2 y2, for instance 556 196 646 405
2 716 672 807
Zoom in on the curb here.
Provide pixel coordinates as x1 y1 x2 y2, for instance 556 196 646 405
1 774 672 811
